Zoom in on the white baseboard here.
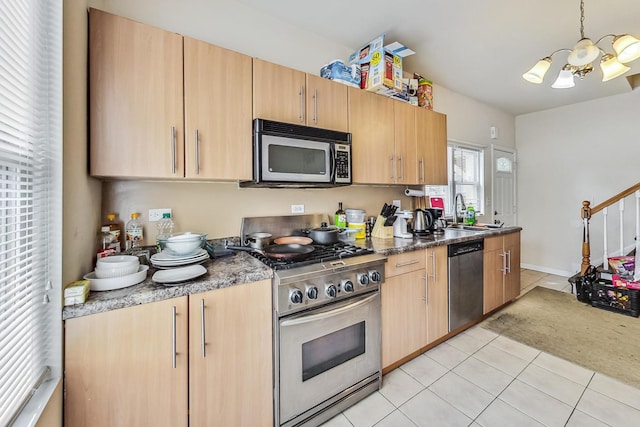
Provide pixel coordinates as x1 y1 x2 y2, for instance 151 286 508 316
520 263 574 278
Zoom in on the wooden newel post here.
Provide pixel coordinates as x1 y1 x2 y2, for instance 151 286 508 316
581 200 592 275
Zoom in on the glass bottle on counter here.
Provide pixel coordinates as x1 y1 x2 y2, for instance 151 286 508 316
125 212 144 250
97 226 116 259
103 213 122 252
156 212 175 251
335 202 346 228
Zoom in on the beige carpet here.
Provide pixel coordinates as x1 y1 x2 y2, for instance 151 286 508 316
481 286 640 388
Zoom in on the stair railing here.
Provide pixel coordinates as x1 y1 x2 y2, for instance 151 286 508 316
581 182 640 275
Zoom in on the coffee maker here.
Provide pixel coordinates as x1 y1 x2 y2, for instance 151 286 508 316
393 210 414 239
426 208 445 233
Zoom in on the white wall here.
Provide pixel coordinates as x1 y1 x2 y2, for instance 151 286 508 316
516 90 640 276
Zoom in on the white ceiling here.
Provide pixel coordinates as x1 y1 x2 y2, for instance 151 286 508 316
236 0 640 116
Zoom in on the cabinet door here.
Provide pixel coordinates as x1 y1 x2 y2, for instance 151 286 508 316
427 245 448 343
184 37 252 180
306 74 348 132
253 58 306 125
189 280 273 426
65 297 189 427
483 247 504 314
416 109 448 185
503 232 521 302
381 270 428 369
89 9 184 178
348 87 395 184
393 101 418 185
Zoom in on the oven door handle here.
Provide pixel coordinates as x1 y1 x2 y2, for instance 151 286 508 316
280 292 378 327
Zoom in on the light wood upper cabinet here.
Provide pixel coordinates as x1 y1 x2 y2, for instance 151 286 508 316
253 59 348 132
426 245 448 343
348 87 395 184
184 37 253 180
189 280 273 426
416 108 448 185
89 8 184 178
483 231 521 314
393 101 418 185
65 297 189 427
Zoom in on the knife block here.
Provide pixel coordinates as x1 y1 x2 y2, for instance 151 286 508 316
371 215 394 239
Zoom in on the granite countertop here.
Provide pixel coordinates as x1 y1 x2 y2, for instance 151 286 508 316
62 227 521 320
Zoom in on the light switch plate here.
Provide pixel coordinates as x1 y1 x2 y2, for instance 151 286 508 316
291 204 305 214
149 208 172 222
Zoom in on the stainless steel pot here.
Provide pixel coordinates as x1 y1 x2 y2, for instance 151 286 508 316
306 222 340 245
244 232 272 249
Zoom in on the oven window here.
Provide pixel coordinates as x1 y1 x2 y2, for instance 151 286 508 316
268 145 326 175
302 321 365 381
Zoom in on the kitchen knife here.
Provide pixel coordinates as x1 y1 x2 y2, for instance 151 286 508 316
380 203 388 217
384 215 397 226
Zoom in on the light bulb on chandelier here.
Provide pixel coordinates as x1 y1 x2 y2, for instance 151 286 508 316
522 0 640 88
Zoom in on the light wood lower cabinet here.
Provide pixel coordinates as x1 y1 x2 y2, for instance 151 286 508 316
189 280 273 426
65 297 189 427
64 279 273 427
483 231 521 313
381 247 448 369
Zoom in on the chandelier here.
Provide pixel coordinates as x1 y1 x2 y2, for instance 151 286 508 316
522 0 640 88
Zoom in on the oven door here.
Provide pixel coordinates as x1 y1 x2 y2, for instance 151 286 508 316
277 291 381 424
260 135 332 183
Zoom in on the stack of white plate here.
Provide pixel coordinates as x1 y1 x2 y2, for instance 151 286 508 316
150 248 209 269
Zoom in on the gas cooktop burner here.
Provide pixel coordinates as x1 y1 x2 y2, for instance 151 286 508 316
249 242 374 270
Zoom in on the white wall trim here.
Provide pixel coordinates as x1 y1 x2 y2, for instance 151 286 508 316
521 263 574 278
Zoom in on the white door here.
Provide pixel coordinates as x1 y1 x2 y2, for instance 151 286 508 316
491 145 517 226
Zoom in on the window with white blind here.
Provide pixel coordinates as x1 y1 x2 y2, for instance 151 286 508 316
448 144 484 216
0 1 62 425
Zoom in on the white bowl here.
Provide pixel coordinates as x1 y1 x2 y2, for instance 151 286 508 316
94 261 140 278
84 265 149 291
96 255 139 269
158 232 207 256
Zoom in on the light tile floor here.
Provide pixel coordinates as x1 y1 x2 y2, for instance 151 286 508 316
321 270 640 427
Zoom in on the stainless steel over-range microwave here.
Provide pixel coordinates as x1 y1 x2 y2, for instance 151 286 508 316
240 119 352 188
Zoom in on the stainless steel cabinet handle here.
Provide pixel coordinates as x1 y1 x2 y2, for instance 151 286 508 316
398 156 404 181
419 158 425 183
170 126 176 174
430 251 437 282
200 299 206 358
299 85 305 122
171 305 177 368
499 252 506 274
195 129 200 175
390 155 396 180
313 89 318 124
506 250 512 274
422 275 428 304
396 259 419 268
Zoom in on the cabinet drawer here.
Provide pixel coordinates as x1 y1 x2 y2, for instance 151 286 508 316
483 235 503 252
386 250 426 277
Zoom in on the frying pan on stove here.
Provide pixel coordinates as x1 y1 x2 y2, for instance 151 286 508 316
225 242 315 260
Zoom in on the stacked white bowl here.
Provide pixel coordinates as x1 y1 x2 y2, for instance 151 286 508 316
95 255 140 279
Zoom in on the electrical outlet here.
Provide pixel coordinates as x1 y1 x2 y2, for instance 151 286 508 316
148 208 172 222
291 204 305 214
392 200 401 209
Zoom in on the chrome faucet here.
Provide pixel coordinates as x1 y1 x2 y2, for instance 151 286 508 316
453 193 466 224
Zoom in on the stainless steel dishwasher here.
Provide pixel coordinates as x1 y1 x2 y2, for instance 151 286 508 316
448 239 484 331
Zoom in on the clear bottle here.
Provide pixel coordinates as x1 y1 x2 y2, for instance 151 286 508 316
335 202 346 228
97 226 116 259
156 212 175 251
103 213 122 252
125 212 144 250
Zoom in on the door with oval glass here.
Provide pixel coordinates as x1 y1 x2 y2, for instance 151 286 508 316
491 145 517 226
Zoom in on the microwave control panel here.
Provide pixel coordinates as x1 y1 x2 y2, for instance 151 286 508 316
334 144 351 183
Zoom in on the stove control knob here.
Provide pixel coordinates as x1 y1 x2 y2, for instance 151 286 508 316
306 286 318 300
326 284 337 298
290 289 303 304
358 273 370 286
342 280 354 293
369 270 382 283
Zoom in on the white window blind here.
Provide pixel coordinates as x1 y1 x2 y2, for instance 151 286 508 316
0 0 62 425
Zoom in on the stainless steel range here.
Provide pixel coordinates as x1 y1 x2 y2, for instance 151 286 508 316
240 214 386 427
